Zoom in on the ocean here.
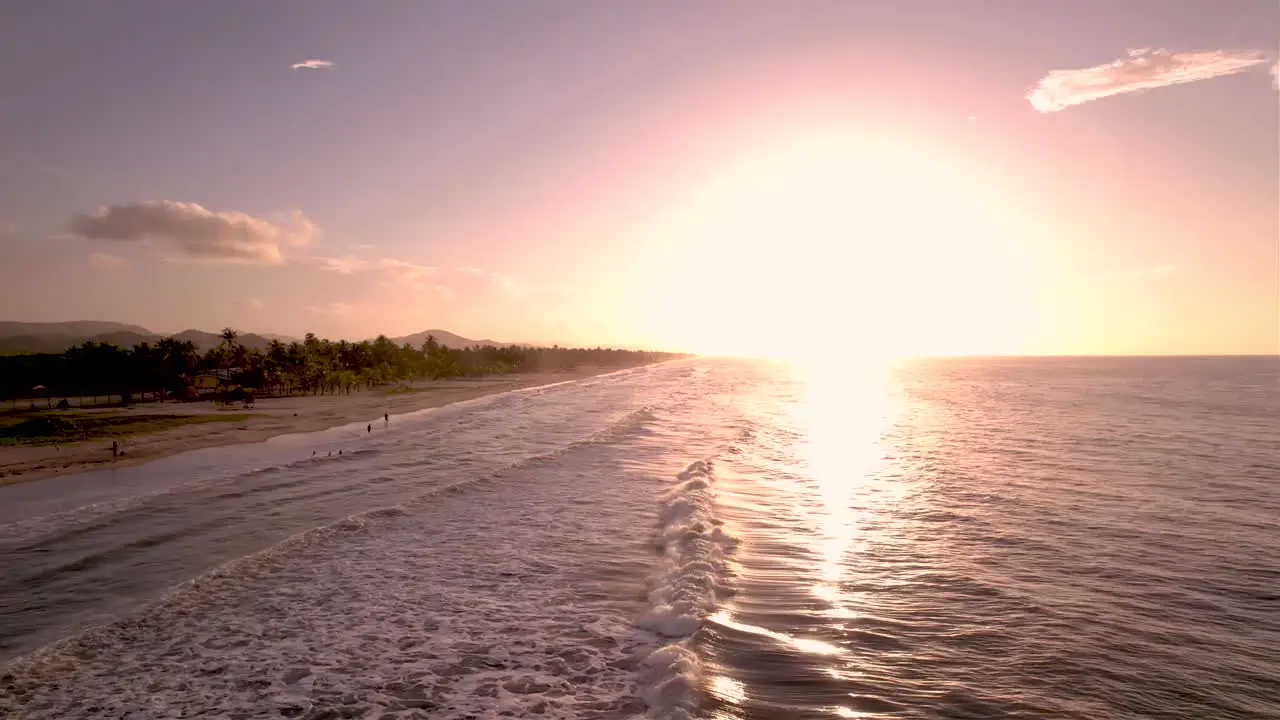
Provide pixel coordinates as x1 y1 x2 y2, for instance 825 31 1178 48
0 356 1277 719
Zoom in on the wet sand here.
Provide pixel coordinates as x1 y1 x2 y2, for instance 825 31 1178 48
0 367 621 486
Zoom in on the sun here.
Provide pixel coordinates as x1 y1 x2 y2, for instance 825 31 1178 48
638 133 1037 359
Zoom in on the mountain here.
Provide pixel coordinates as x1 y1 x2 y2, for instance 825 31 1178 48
0 322 157 355
170 329 279 352
0 321 489 355
0 320 152 338
0 322 289 355
387 329 500 349
0 334 89 355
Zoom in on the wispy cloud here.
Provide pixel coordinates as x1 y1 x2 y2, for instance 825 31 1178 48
86 252 128 273
291 59 334 70
304 253 532 300
378 258 440 286
1028 48 1273 112
244 297 265 311
312 256 368 274
68 201 318 264
492 273 532 299
375 259 530 298
304 301 353 316
1273 60 1280 89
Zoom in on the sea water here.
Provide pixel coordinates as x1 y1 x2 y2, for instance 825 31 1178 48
1 357 1276 718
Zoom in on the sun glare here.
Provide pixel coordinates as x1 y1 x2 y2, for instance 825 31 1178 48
642 134 1037 359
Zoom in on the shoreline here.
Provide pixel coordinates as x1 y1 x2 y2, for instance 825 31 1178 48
0 365 636 487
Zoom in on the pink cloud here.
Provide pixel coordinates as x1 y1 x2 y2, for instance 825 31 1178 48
1028 48 1273 112
69 200 318 264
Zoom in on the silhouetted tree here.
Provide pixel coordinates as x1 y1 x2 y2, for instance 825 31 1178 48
0 330 682 407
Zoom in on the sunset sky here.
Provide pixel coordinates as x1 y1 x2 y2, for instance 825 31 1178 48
1 1 1276 356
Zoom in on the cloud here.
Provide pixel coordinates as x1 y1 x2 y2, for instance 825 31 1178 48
378 258 441 286
1028 48 1273 112
375 259 531 298
68 201 318 264
244 297 265 311
305 253 534 302
312 256 368 274
86 252 128 273
1273 60 1280 89
492 273 532 299
291 59 334 70
304 301 353 316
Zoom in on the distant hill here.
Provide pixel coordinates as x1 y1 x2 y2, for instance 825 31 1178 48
0 322 157 355
0 334 87 355
0 321 489 355
387 329 501 349
0 320 152 338
170 329 279 352
0 322 293 355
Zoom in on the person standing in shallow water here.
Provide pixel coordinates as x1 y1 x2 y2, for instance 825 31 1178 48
367 423 372 433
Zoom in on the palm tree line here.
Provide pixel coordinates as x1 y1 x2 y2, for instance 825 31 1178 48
0 329 677 406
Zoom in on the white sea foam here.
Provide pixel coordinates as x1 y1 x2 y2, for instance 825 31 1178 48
637 459 738 719
0 402 674 719
639 644 702 720
641 460 737 636
0 362 741 719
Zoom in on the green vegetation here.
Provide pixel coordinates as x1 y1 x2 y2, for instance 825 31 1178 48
0 412 258 447
0 329 680 406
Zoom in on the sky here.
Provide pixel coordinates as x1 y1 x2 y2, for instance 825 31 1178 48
0 0 1276 357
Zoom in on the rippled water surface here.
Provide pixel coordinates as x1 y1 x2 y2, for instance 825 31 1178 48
1 357 1277 719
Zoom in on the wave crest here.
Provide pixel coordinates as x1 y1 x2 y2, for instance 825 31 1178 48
638 458 737 718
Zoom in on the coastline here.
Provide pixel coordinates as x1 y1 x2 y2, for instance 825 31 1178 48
0 365 631 487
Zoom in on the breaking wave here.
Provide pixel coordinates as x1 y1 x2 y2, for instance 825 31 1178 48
638 459 738 719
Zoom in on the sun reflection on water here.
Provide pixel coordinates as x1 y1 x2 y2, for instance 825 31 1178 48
703 356 903 716
708 673 748 706
789 356 899 620
709 610 845 657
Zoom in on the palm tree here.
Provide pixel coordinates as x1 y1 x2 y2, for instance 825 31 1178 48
264 340 287 395
218 328 240 354
155 337 200 400
240 348 265 390
129 341 168 402
217 328 240 389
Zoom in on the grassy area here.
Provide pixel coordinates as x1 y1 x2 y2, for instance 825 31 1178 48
0 412 259 447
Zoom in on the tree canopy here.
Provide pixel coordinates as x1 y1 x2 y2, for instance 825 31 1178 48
0 333 679 404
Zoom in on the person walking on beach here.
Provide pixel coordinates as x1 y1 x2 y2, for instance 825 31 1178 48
367 423 372 434
384 412 389 424
111 440 118 458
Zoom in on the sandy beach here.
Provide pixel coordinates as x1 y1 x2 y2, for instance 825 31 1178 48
0 367 620 486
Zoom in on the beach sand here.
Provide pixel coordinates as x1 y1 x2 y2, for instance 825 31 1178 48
0 367 622 486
